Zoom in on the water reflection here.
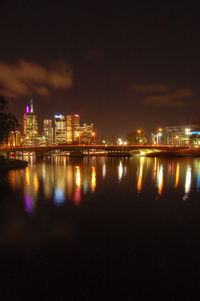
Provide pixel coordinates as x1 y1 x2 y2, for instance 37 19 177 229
102 163 106 179
74 166 81 206
183 165 192 201
137 157 144 194
91 166 96 192
118 161 123 181
174 163 180 189
8 155 200 212
156 164 163 196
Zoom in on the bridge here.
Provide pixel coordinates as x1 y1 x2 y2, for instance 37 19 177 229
0 144 192 157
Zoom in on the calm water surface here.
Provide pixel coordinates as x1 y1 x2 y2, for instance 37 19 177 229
1 155 200 300
7 156 200 208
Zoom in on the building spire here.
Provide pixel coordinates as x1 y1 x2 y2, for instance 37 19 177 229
30 98 34 113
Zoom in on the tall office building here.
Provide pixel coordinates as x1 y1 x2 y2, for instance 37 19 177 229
79 123 94 144
43 119 53 145
54 114 66 144
66 114 80 144
23 99 38 145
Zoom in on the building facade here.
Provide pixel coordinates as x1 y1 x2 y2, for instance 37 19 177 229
23 99 38 146
54 114 66 144
43 119 53 145
66 114 80 144
79 123 95 144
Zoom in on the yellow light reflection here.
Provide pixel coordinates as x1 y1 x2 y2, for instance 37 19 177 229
157 165 163 196
168 163 171 175
137 157 144 194
118 161 123 181
33 173 39 192
66 166 73 200
8 170 16 189
153 158 157 181
75 166 81 189
25 168 30 185
174 163 180 188
91 166 96 192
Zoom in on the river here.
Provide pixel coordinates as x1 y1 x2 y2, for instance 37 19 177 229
1 155 200 300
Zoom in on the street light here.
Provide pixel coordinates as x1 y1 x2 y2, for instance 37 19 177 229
185 128 190 146
157 128 163 145
137 129 142 144
175 135 180 146
76 132 81 144
91 131 95 144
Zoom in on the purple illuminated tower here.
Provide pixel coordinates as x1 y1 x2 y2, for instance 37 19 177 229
23 99 38 146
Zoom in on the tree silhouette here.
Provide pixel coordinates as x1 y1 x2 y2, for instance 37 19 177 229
126 129 147 145
0 96 18 144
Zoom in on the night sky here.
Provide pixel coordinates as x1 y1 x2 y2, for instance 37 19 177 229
0 1 200 137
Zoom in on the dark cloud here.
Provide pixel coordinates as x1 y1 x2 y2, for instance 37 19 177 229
131 83 196 107
0 60 73 98
144 88 195 107
131 83 170 93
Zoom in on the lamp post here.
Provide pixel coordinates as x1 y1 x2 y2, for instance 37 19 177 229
185 128 190 146
137 129 141 145
157 128 163 145
76 132 81 144
91 131 95 144
175 135 180 146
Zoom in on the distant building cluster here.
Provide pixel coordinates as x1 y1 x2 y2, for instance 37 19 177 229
151 125 200 146
8 99 95 146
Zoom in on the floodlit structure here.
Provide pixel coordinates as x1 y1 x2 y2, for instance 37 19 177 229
54 114 66 144
23 99 38 146
43 119 53 145
66 114 80 144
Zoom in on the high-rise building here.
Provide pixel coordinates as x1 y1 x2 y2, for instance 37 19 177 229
43 119 53 145
23 99 38 145
79 123 95 144
54 114 66 144
66 114 80 144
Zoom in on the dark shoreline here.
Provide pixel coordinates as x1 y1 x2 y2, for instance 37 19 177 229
0 157 28 170
146 151 200 158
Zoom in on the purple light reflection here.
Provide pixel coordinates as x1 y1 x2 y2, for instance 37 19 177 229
25 194 32 213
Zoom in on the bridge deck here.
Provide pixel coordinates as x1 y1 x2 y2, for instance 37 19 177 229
0 144 193 154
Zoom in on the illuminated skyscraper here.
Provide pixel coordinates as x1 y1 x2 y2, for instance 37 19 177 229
66 114 80 144
44 119 53 145
23 99 38 145
54 114 66 144
79 123 94 144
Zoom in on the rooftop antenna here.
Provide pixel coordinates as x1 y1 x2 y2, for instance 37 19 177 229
30 98 34 113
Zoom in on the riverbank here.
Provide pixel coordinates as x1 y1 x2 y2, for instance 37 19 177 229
146 149 200 158
0 156 28 170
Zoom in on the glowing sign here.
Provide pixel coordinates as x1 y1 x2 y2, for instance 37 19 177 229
54 114 65 120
